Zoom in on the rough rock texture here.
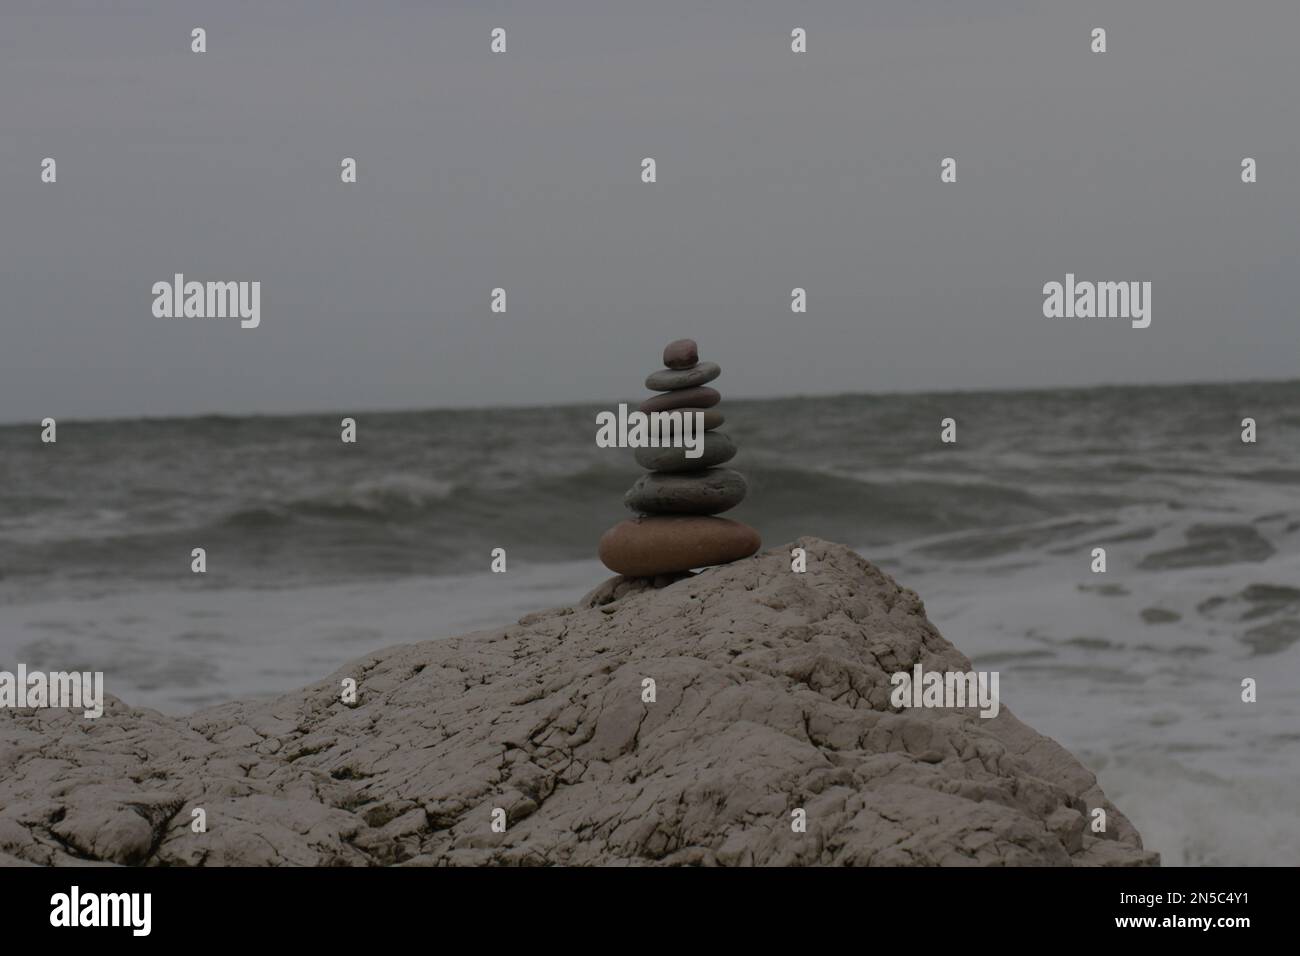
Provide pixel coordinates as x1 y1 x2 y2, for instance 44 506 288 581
0 539 1157 867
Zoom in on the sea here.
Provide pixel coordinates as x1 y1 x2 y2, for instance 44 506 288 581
2 379 1298 866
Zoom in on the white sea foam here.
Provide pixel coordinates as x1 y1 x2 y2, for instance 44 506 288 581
873 506 1300 867
0 557 606 713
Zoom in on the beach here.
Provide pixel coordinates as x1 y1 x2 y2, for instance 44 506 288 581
2 379 1298 863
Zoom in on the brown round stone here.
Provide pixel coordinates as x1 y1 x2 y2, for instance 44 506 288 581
687 407 724 431
598 516 761 576
639 386 720 414
663 338 699 369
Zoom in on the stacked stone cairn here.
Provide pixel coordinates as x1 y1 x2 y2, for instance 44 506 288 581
598 339 762 577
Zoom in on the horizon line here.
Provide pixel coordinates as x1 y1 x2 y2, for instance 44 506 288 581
3 373 1297 429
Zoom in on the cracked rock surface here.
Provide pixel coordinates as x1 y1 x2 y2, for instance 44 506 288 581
0 538 1157 866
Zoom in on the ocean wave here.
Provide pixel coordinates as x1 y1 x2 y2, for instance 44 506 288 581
3 382 1299 596
741 463 1070 539
224 474 459 524
1235 468 1300 484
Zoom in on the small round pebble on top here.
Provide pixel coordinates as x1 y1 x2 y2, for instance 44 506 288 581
662 338 700 370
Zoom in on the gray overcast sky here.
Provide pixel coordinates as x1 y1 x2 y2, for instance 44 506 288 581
2 0 1297 422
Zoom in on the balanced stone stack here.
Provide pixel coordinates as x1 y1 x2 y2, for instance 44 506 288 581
599 339 762 577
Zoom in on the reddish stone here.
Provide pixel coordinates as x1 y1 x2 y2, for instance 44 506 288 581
599 516 762 576
663 339 699 369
